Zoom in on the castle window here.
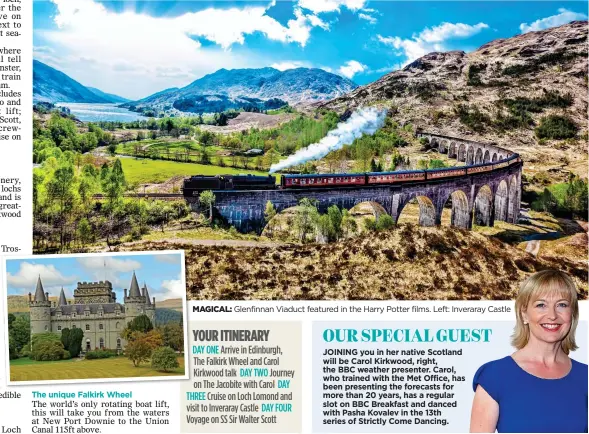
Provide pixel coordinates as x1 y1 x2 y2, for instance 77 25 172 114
72 324 76 328
85 311 89 317
57 326 61 331
116 322 120 329
99 324 103 330
117 338 121 350
44 325 48 331
86 340 91 351
99 338 104 349
72 312 76 318
85 324 90 331
99 311 103 317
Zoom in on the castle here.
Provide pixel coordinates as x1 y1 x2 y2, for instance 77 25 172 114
29 271 155 352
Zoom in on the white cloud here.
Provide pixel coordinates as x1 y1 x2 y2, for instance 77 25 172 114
50 0 320 50
37 0 329 99
419 22 489 43
519 8 587 33
298 0 366 14
338 60 367 78
378 21 489 64
76 256 143 289
307 13 330 30
7 262 77 294
271 61 309 71
77 256 141 273
358 13 377 24
156 279 185 299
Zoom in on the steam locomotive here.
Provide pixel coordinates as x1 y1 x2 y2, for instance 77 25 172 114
182 174 277 196
181 155 521 196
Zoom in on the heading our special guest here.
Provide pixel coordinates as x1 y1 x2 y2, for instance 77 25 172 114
323 328 492 343
470 270 588 433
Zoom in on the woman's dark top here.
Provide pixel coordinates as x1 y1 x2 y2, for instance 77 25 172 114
473 356 588 433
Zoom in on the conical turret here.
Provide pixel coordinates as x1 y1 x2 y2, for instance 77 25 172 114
30 276 51 335
142 283 155 324
129 271 141 297
34 276 46 302
143 283 151 306
125 272 147 323
58 288 67 306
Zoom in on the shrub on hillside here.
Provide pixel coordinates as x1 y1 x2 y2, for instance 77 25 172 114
454 104 490 132
467 63 487 86
376 215 395 231
363 217 377 232
151 347 179 372
531 188 558 213
535 115 578 140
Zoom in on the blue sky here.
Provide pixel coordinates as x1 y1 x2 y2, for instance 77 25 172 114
33 0 587 100
6 253 184 301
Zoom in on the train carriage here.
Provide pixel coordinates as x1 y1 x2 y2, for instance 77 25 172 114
281 173 366 189
366 170 426 184
466 164 493 175
425 167 467 180
492 161 509 170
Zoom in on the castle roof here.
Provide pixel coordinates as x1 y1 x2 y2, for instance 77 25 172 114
129 271 141 297
52 303 125 316
143 283 152 306
34 276 46 302
58 288 67 306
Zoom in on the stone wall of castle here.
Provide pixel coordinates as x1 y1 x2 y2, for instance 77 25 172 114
50 313 127 351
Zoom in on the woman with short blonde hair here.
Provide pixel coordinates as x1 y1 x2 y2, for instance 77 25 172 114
470 270 587 433
511 269 579 353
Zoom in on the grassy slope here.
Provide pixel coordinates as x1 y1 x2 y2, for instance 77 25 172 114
7 296 66 313
155 298 183 312
7 295 185 314
112 225 587 301
10 356 185 381
119 158 272 184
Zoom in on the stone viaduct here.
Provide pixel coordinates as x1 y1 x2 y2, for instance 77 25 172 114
187 132 522 234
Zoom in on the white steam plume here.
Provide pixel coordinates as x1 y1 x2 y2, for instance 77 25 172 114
269 107 387 174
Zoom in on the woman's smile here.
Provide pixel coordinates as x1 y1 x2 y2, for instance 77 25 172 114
540 323 562 332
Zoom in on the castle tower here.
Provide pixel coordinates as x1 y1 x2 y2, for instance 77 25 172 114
124 271 146 324
29 276 51 334
142 283 156 324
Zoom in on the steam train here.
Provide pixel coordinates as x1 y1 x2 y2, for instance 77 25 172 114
181 155 521 196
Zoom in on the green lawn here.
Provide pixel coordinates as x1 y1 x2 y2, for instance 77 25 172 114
10 356 185 381
119 158 273 184
116 139 265 167
117 139 220 156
